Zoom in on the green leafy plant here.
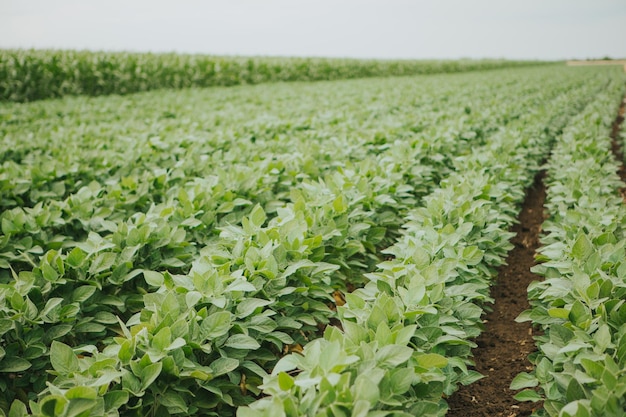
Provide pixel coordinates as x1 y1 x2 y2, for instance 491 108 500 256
514 76 626 417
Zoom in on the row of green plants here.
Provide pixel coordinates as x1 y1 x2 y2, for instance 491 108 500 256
238 72 616 416
512 77 626 416
0 68 578 416
0 49 548 102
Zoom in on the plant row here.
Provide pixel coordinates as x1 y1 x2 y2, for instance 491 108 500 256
512 77 626 416
0 49 549 102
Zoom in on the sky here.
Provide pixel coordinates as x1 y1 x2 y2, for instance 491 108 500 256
1 0 625 60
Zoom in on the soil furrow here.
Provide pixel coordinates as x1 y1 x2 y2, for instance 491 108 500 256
446 172 546 417
610 95 626 193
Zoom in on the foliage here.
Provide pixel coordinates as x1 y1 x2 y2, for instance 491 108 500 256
0 64 624 416
0 49 549 102
514 77 626 416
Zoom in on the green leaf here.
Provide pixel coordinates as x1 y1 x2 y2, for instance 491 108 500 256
415 353 448 369
66 398 100 417
88 252 117 275
0 319 13 337
40 395 68 417
568 300 590 327
278 372 295 391
224 334 261 350
8 400 28 417
375 345 413 368
152 327 171 351
580 358 604 379
353 374 380 404
202 311 232 338
387 367 415 394
66 247 87 267
0 357 32 372
462 246 483 265
50 341 79 373
104 391 129 412
250 205 267 228
143 270 164 286
566 378 585 402
140 362 162 390
594 324 611 351
71 285 97 302
41 262 59 282
118 339 135 364
39 297 64 319
514 389 543 402
272 355 300 375
561 401 591 417
236 298 272 318
547 307 569 319
571 234 593 260
66 386 97 400
510 372 538 390
45 324 73 342
209 357 239 376
160 392 189 414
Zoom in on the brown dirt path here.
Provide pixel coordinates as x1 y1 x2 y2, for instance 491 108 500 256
610 96 626 192
446 172 546 417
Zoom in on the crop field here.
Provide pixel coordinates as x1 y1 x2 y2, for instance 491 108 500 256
0 59 625 417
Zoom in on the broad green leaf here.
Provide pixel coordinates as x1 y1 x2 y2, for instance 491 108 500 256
0 357 32 372
415 353 448 369
41 263 59 282
278 372 295 391
66 386 97 400
513 389 543 402
375 345 413 368
66 398 100 417
353 374 380 404
568 300 590 327
571 234 593 260
510 372 538 390
118 339 135 364
88 252 117 275
66 247 87 267
236 298 272 318
202 311 232 338
40 395 68 417
250 205 267 228
153 327 172 351
50 341 79 373
224 334 261 350
209 357 239 376
8 400 28 417
71 285 97 302
143 270 164 286
140 362 163 390
160 392 189 414
103 391 129 412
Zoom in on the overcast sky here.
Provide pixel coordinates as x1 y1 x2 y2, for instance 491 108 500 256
1 0 625 60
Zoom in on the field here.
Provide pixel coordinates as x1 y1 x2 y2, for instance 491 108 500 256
1 57 626 417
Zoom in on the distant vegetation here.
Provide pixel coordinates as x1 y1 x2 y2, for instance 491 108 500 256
0 49 548 102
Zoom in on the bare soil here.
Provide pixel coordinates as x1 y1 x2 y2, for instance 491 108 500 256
610 96 626 194
446 172 546 417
